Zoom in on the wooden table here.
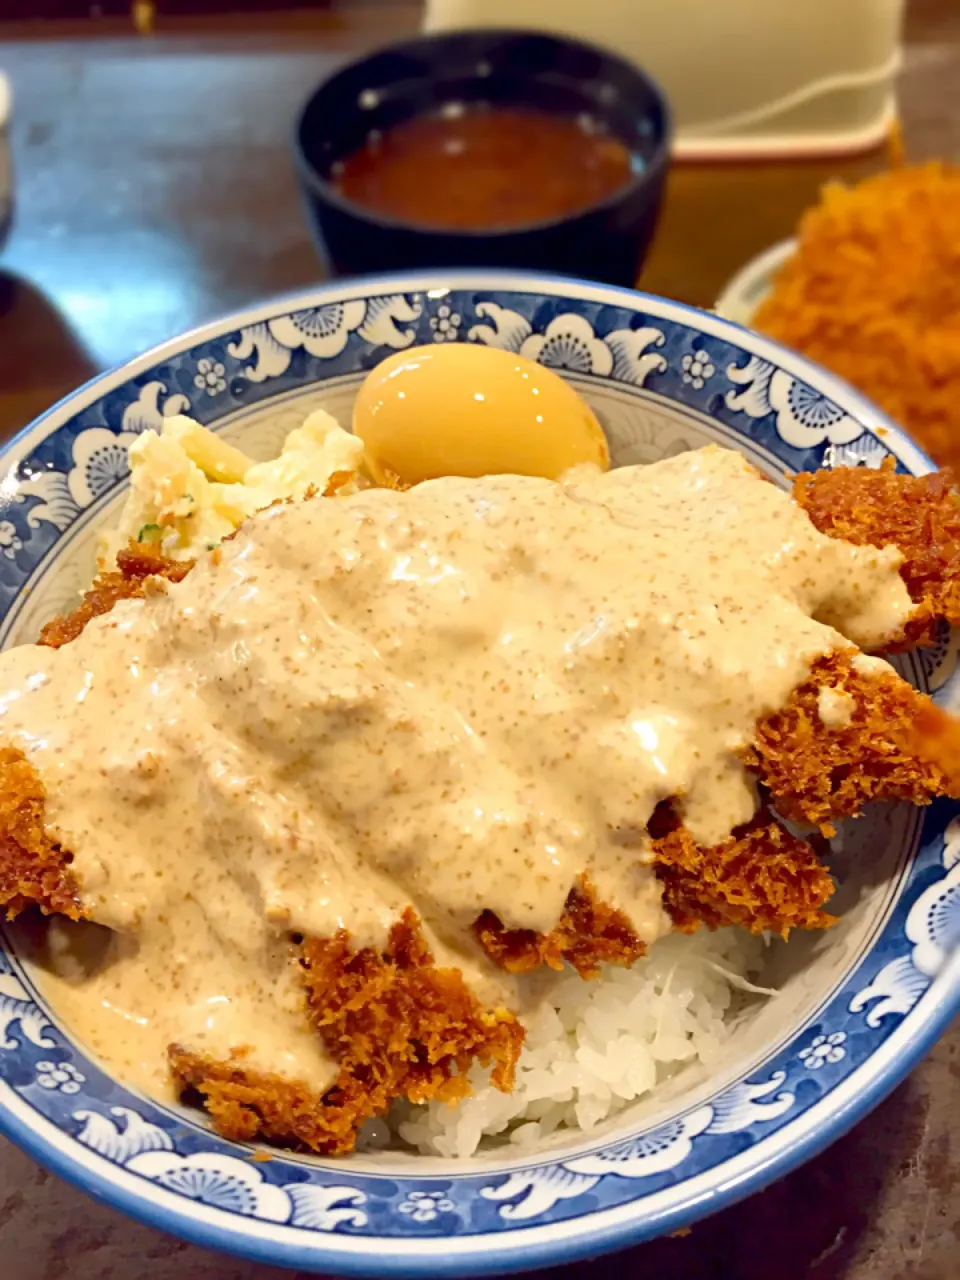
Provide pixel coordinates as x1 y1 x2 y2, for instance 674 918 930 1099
0 3 958 1277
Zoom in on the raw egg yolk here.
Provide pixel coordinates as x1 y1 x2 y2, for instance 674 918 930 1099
352 343 609 485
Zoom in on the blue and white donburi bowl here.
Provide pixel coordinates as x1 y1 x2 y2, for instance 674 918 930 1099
0 272 957 1276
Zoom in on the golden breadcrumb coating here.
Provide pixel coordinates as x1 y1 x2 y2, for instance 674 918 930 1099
171 910 524 1155
0 746 83 920
793 461 960 649
752 163 960 471
745 650 960 830
474 876 646 978
38 543 194 649
649 805 836 938
4 457 960 1151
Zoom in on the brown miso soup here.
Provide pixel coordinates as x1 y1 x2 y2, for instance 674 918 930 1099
330 103 638 231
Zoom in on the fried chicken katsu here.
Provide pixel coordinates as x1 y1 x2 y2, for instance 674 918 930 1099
36 544 194 650
792 460 960 648
744 650 960 830
171 912 524 1156
0 746 82 921
649 806 837 936
1 446 958 1155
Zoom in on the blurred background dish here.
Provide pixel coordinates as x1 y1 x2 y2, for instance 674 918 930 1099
294 28 670 286
424 0 906 159
715 239 795 327
717 162 960 472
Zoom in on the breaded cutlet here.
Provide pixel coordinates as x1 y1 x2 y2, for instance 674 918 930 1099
1 462 959 1152
172 911 524 1155
38 544 194 649
13 465 960 942
0 746 82 920
793 459 960 649
474 876 646 977
744 650 960 831
649 806 836 937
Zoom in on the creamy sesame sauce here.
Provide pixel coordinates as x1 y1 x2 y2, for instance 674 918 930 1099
817 686 857 729
0 446 912 1099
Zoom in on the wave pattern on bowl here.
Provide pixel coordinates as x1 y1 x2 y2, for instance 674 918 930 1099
0 275 956 1276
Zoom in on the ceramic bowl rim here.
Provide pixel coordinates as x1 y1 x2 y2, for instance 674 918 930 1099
0 268 955 1278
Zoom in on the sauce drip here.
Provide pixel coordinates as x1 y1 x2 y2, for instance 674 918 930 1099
0 447 912 1099
331 104 636 230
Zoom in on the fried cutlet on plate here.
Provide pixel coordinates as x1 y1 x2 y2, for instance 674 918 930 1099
2 462 959 1151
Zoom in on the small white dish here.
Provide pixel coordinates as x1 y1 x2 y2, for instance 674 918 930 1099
715 239 796 326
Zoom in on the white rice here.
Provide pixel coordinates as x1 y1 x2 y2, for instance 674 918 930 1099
383 928 767 1159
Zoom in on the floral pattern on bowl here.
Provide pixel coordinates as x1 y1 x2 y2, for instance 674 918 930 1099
0 272 955 1278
